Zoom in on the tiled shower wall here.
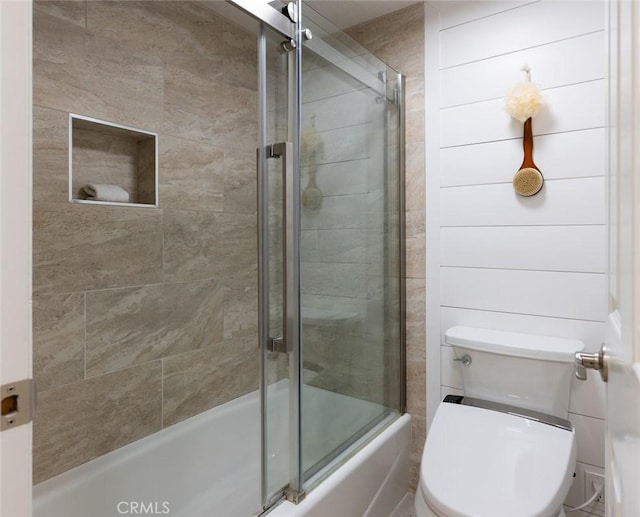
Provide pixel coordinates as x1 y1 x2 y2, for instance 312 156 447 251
32 1 259 483
348 3 427 490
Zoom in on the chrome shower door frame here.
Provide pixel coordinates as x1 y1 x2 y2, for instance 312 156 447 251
243 0 304 509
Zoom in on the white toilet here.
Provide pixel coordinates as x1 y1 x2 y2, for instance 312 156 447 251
415 326 584 517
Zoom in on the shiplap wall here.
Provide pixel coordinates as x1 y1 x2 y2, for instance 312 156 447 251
432 1 607 512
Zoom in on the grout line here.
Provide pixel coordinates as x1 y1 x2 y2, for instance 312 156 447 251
83 292 87 380
439 28 604 70
303 85 369 105
441 223 607 229
440 175 606 189
69 276 221 295
161 359 164 430
568 411 605 422
439 126 607 150
440 77 606 110
573 459 607 470
437 0 542 32
440 305 607 324
440 265 607 275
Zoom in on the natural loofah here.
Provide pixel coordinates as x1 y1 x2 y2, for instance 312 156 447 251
505 81 545 122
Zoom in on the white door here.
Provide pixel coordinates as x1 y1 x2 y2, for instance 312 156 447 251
603 0 640 515
0 1 33 516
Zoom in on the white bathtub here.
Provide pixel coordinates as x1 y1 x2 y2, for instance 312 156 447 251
33 381 410 517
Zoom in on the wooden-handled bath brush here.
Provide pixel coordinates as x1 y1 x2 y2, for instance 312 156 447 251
505 65 546 196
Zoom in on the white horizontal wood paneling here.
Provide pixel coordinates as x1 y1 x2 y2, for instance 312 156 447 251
441 267 607 321
441 128 606 187
440 307 606 350
433 0 607 475
569 413 605 467
570 373 606 420
441 177 606 227
441 226 607 272
441 31 605 108
440 386 464 400
433 0 538 31
440 345 463 388
440 0 604 68
564 462 606 514
441 80 605 148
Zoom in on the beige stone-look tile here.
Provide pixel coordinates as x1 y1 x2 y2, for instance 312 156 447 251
34 0 86 28
406 210 425 279
223 21 257 91
33 361 162 483
33 106 69 203
406 107 425 146
87 1 224 72
409 413 426 492
34 10 163 130
162 209 256 283
33 201 163 293
162 64 226 146
406 77 425 112
137 138 157 205
163 59 255 150
409 460 420 493
85 279 224 377
406 142 425 211
159 135 224 212
162 337 258 427
223 149 256 214
33 292 85 391
223 281 258 341
406 278 426 351
219 84 258 152
407 358 426 418
347 4 424 74
411 413 426 460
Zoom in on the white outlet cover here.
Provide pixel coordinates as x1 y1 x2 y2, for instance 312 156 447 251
585 471 606 505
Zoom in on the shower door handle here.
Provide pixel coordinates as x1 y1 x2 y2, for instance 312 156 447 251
261 142 295 354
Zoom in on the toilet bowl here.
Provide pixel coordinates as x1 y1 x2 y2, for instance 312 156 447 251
415 326 583 517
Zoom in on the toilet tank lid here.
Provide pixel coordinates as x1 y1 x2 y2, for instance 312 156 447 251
445 326 584 362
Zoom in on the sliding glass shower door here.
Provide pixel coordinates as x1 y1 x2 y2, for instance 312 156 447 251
246 0 404 510
298 4 405 488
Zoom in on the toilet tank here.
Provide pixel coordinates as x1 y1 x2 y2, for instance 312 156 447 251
445 326 584 419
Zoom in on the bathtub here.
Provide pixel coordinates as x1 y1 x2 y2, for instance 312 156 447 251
33 380 410 517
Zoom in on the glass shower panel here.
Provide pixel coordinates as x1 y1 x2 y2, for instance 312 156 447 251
299 5 404 482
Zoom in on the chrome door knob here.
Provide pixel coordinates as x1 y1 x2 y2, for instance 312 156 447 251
575 344 608 382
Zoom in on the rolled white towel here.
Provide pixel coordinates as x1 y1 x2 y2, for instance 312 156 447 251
83 184 130 203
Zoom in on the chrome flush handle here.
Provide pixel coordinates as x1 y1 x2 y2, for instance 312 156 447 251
575 343 608 382
453 354 472 367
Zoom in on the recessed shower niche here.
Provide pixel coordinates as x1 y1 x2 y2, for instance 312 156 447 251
69 114 158 207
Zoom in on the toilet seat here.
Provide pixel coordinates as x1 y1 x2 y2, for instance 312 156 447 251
418 402 576 517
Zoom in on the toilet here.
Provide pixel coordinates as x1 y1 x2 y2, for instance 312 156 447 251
415 326 584 517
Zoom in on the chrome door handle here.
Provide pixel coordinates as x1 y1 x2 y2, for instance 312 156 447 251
575 343 608 382
259 142 295 355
